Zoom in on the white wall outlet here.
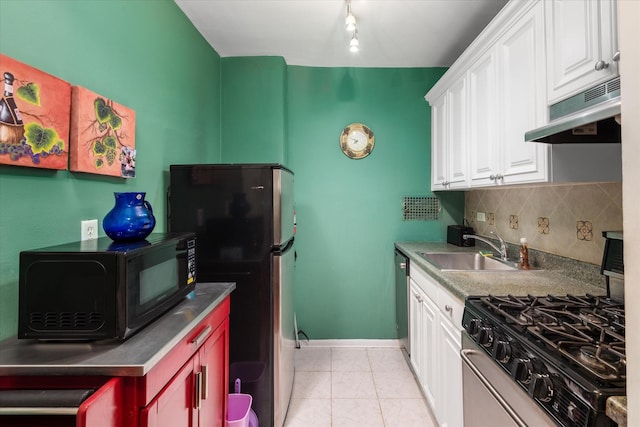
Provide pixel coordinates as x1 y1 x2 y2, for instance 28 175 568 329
476 212 486 222
81 219 98 240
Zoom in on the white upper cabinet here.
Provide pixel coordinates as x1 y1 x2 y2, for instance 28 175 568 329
468 50 499 187
496 1 548 185
425 0 621 190
430 76 469 191
545 0 619 104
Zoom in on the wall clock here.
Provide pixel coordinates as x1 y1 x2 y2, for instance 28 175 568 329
340 123 375 159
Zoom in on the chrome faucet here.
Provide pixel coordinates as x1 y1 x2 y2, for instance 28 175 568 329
463 231 508 260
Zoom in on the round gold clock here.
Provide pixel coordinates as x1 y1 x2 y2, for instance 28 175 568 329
340 123 375 159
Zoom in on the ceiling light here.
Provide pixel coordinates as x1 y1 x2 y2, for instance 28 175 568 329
345 1 356 31
350 33 360 53
345 13 356 32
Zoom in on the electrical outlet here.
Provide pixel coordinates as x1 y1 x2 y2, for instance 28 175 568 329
81 219 98 240
476 212 486 222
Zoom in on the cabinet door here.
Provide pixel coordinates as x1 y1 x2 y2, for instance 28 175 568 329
438 317 463 427
408 279 423 380
420 293 438 411
446 76 469 189
497 1 549 185
140 359 197 427
197 318 229 427
468 50 499 187
546 0 618 103
431 93 448 190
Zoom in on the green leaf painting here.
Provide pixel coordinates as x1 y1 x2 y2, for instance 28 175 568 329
16 82 41 106
94 98 112 124
24 122 61 154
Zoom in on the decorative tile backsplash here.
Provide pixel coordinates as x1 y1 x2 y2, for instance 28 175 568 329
465 183 622 264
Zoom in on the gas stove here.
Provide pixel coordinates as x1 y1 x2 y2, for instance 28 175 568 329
463 294 625 426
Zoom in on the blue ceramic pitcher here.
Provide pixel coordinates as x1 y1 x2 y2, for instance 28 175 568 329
103 192 156 241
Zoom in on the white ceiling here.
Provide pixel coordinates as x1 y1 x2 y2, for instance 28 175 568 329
175 0 509 68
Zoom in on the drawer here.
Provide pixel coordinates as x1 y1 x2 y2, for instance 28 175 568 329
409 264 439 303
438 286 464 331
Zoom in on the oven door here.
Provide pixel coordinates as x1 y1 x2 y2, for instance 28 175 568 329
461 332 556 427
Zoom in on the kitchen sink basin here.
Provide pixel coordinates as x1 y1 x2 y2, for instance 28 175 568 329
418 252 520 272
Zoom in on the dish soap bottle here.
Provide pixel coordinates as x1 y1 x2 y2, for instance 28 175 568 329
519 237 530 270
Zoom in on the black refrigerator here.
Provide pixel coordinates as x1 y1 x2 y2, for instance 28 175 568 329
168 164 295 427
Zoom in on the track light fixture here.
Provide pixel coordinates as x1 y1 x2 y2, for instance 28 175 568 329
346 0 359 53
350 31 360 53
345 1 356 32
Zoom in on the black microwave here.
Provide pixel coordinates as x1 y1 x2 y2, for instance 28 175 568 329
18 232 197 341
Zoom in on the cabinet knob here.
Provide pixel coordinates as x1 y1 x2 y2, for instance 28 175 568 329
595 60 610 71
489 174 496 181
612 51 620 63
445 304 452 313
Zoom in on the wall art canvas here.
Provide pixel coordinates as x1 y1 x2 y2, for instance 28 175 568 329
0 54 71 170
69 86 136 178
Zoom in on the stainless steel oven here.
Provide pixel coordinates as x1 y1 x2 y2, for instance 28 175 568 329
462 294 624 427
462 332 556 427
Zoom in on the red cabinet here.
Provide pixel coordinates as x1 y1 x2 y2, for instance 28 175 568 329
0 292 231 427
140 313 229 427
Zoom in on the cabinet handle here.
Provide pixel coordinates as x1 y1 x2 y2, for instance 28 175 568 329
445 304 453 313
191 325 212 347
612 51 620 62
194 371 202 409
399 262 406 270
201 364 209 400
595 60 610 71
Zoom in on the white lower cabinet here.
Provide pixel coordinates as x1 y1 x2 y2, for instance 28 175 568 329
409 266 464 427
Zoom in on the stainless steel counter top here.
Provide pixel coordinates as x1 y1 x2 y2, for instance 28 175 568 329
395 242 607 303
0 282 235 377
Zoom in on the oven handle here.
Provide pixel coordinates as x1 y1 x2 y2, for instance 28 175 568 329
460 349 528 427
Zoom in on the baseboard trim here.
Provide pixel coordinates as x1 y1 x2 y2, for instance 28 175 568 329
298 339 402 348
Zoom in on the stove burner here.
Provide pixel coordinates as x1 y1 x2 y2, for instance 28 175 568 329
579 346 620 374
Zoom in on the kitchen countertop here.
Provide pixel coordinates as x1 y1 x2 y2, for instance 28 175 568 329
395 241 607 305
396 242 625 424
606 396 627 426
0 282 235 377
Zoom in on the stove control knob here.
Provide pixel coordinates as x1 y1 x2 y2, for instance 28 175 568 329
493 340 511 363
511 358 532 384
529 373 554 402
466 318 482 336
477 326 493 347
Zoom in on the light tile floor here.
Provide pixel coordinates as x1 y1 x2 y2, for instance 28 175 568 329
283 346 438 427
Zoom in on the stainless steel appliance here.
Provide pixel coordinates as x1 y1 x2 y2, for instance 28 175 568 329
462 232 625 426
18 233 197 341
525 77 621 143
168 164 295 427
394 249 409 352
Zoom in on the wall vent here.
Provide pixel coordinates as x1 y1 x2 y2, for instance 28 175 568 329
402 196 440 221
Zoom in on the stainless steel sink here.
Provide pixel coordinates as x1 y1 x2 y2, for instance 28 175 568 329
419 252 520 272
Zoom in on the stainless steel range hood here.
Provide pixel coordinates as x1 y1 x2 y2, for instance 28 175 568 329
525 77 621 144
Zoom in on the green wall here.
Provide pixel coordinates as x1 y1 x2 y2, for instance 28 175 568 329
0 0 222 339
0 2 465 342
287 67 463 339
220 57 287 164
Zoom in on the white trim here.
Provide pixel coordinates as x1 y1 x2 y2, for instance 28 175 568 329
297 339 402 348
